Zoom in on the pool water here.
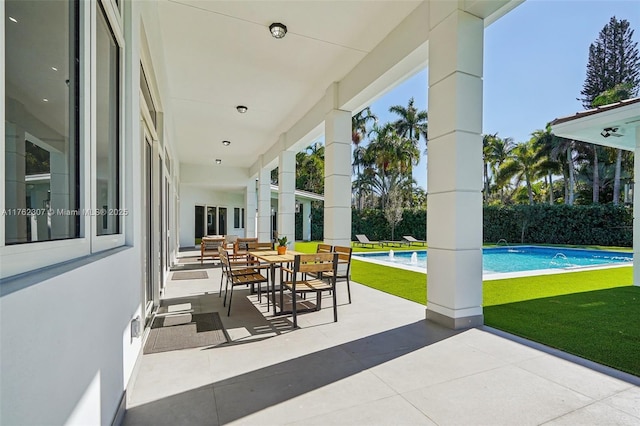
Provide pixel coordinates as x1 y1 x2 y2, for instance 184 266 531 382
353 246 633 273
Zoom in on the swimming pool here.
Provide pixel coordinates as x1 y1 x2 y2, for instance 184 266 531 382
353 246 633 274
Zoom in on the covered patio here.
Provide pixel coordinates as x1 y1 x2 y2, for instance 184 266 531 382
123 256 640 425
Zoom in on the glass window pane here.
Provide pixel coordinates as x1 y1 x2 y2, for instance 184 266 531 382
96 6 120 236
4 0 79 244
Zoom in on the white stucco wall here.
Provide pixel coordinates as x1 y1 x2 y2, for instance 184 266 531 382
0 248 143 425
179 184 246 248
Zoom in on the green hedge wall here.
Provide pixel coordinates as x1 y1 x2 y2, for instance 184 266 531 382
299 204 631 247
483 204 632 247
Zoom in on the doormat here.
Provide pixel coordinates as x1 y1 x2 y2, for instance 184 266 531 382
172 271 208 280
143 312 228 354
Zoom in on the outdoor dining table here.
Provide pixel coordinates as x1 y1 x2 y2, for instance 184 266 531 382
248 250 303 315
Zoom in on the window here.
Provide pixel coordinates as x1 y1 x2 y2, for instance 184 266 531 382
4 0 80 244
96 4 120 236
241 208 245 228
234 208 240 229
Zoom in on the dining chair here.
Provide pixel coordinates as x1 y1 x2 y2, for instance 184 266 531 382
219 247 268 316
321 246 353 304
281 252 338 329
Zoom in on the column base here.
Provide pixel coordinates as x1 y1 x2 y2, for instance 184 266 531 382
426 307 483 330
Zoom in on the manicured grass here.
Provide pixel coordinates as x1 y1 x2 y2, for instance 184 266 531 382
351 259 427 305
484 287 640 377
483 267 632 306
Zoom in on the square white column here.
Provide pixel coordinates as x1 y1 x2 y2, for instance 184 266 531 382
634 127 640 287
324 109 352 247
426 9 484 329
245 179 257 238
302 200 312 241
278 151 296 245
257 167 271 243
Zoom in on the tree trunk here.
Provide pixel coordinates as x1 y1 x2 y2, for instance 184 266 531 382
593 145 599 203
613 148 622 206
568 146 575 205
548 171 554 205
527 177 534 205
484 162 489 203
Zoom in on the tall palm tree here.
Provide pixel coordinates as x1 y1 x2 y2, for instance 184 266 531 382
388 97 428 181
482 133 498 203
351 107 377 209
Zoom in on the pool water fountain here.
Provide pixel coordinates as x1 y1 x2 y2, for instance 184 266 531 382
410 252 418 265
549 253 573 268
389 249 395 259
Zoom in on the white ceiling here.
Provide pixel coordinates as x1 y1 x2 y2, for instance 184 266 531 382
156 0 423 170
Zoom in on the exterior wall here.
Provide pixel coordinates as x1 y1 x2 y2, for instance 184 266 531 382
178 184 246 247
0 1 176 424
0 248 142 425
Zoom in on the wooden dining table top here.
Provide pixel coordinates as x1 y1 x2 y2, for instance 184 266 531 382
248 250 303 263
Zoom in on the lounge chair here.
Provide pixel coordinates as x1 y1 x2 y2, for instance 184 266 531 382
200 236 225 264
402 235 427 246
381 240 410 247
354 234 382 248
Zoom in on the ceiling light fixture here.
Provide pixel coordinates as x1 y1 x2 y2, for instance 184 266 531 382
215 159 222 165
269 23 287 39
42 98 49 102
236 105 248 113
9 17 17 23
51 67 58 71
222 140 231 146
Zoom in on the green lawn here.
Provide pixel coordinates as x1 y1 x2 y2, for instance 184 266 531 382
485 287 640 376
295 241 639 377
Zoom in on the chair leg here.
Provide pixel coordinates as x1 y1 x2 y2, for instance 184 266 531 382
227 285 233 316
332 285 338 322
223 277 230 306
291 286 297 329
315 291 322 310
346 278 352 304
219 272 225 297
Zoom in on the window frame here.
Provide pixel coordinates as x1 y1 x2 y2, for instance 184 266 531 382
0 0 127 278
91 0 125 252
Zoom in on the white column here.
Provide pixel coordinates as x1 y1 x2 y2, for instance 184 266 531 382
302 200 312 241
245 178 257 238
633 127 640 287
426 7 484 329
257 167 271 243
324 109 352 247
278 150 296 245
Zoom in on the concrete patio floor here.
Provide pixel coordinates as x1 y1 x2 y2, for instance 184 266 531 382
124 256 640 425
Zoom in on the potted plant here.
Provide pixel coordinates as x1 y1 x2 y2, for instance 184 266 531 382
277 236 288 255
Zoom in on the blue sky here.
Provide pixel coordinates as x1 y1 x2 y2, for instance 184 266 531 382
365 0 640 189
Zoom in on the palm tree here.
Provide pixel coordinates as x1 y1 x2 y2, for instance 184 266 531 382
388 97 428 180
498 140 542 205
351 108 377 209
389 97 428 142
531 125 563 205
485 136 515 203
482 133 498 203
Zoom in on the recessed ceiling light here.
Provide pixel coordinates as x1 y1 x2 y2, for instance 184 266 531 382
51 67 58 71
222 140 231 146
269 23 287 39
9 17 17 23
236 105 248 113
42 98 49 102
215 159 222 165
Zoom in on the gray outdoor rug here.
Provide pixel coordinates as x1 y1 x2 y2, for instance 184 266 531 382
171 270 208 280
143 312 228 354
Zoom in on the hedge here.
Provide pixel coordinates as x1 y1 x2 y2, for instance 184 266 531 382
296 204 632 247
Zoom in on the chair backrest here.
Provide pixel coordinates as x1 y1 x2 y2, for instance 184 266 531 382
332 246 352 277
294 253 338 275
316 243 332 254
236 237 258 251
218 246 230 269
202 237 225 250
225 235 238 245
248 241 273 251
355 234 370 243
